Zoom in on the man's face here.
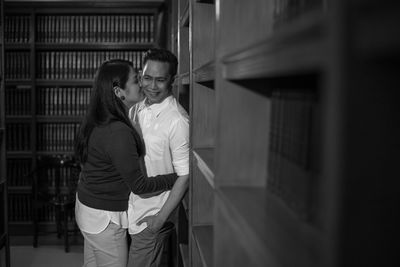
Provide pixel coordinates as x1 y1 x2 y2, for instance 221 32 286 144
141 60 172 105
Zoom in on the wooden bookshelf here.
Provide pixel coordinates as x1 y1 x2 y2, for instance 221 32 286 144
192 225 213 267
4 0 164 236
170 0 400 266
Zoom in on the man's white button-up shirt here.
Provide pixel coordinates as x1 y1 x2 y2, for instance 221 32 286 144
128 95 189 234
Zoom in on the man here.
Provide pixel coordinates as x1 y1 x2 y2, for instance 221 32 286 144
127 48 189 267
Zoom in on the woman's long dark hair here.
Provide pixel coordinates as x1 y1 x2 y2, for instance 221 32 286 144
75 59 138 163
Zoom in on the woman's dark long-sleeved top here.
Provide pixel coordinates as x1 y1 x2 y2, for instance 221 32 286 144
77 121 177 211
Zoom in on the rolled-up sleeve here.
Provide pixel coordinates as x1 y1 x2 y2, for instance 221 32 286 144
169 116 189 176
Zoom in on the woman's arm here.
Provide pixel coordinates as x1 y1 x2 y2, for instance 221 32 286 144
108 126 177 194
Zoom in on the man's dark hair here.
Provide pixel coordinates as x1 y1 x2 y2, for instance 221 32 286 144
143 48 178 77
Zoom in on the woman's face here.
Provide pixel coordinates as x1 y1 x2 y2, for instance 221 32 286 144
122 68 144 108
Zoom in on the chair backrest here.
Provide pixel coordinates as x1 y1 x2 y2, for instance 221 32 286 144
34 155 81 203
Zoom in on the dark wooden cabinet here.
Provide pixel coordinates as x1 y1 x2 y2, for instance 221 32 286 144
0 0 11 265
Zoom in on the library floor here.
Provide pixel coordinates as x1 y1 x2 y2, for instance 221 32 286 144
10 234 84 267
11 245 83 267
9 234 171 267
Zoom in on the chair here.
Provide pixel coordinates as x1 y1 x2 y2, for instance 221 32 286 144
31 154 80 252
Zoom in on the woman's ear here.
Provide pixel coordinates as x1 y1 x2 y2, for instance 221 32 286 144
114 86 121 96
113 86 125 100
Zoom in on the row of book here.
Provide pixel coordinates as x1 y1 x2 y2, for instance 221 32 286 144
6 158 32 187
5 51 30 80
36 14 155 43
4 15 30 43
267 89 320 221
7 158 78 188
36 50 145 80
6 123 30 151
8 194 31 222
37 87 91 116
5 85 31 116
269 89 317 167
5 86 92 116
38 166 78 188
273 0 323 27
8 193 75 222
5 14 155 43
37 123 80 152
5 50 145 80
5 122 80 152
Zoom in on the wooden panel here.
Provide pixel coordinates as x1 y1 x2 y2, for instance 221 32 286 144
217 0 273 58
190 233 205 267
215 200 262 267
215 79 270 186
191 164 213 225
192 2 215 69
191 83 216 148
222 16 324 80
217 187 323 267
35 43 153 50
179 243 189 267
178 27 190 73
192 225 213 267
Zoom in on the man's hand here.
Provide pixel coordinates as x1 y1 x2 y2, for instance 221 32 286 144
137 214 166 233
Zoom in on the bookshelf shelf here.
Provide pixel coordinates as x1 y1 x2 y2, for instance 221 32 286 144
36 151 75 156
35 80 93 86
36 116 83 123
8 186 31 193
217 187 322 266
4 43 30 50
179 243 189 267
5 115 32 121
192 225 213 267
222 25 324 80
5 80 32 85
193 61 214 84
35 43 153 51
222 38 324 80
6 151 32 157
5 152 32 159
193 148 214 188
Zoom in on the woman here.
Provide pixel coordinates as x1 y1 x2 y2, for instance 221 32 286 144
74 59 177 267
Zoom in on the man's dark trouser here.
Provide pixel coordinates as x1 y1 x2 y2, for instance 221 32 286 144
128 222 174 267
